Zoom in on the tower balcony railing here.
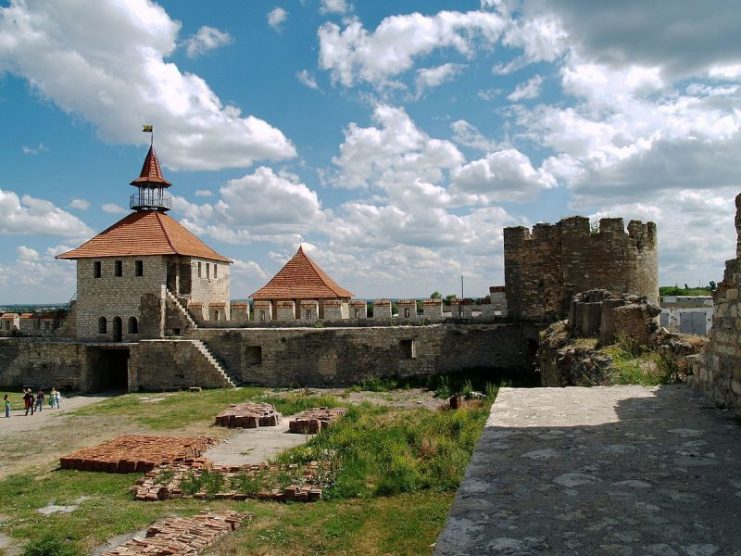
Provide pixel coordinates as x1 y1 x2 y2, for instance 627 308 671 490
130 189 172 211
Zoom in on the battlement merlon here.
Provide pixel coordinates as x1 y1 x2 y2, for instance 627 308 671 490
505 217 656 250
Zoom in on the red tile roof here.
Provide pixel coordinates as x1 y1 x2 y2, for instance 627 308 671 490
56 211 230 262
251 246 353 300
130 146 171 187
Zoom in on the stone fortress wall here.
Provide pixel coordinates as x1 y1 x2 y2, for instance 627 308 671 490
690 193 741 414
504 217 658 320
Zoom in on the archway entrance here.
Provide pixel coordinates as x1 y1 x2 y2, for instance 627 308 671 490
85 346 129 391
112 317 122 342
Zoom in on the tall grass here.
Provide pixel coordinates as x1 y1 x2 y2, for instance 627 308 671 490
277 402 491 500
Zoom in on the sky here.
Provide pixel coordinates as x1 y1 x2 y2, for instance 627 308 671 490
0 0 740 303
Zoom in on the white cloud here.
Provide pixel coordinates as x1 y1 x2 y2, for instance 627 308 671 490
415 63 465 96
507 74 542 101
0 0 295 171
296 69 320 90
0 189 93 238
451 148 556 202
184 26 233 58
267 7 288 31
320 0 351 15
194 189 213 197
318 10 505 87
331 104 464 200
0 244 76 303
450 120 498 151
101 203 126 214
21 142 47 155
68 198 90 210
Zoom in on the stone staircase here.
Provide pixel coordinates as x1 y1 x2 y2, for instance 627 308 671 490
191 340 238 388
165 289 198 329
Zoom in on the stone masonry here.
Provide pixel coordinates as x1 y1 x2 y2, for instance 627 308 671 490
504 217 658 320
690 193 741 414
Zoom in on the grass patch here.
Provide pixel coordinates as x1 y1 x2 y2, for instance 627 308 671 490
278 402 491 499
602 336 684 386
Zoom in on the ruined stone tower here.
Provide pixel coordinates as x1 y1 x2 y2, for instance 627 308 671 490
504 217 658 320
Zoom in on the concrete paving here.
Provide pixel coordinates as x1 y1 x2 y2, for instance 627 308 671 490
435 385 741 555
204 415 311 465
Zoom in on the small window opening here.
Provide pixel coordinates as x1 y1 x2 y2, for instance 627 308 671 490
197 261 202 278
206 263 210 279
214 264 218 278
245 345 262 366
353 309 360 318
259 310 266 322
135 260 143 277
128 316 138 334
403 307 411 318
94 261 101 278
114 260 123 277
98 316 107 334
400 339 416 359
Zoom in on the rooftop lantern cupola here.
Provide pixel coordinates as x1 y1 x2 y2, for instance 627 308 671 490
129 129 172 212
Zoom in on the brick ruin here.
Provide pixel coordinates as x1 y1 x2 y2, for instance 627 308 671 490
690 193 741 414
504 217 658 320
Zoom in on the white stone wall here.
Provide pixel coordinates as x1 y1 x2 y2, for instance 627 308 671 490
398 300 417 319
75 256 167 340
373 300 392 319
300 300 319 322
349 301 367 319
189 258 231 320
322 301 347 321
254 301 272 322
277 301 296 321
231 303 250 321
423 299 443 320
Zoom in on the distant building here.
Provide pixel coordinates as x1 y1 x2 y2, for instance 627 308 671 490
0 313 19 333
57 145 231 340
660 296 713 336
251 246 353 322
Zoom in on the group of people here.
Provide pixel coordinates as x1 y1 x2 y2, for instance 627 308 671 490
4 387 61 417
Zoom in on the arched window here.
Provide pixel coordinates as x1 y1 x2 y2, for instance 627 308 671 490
128 316 139 334
98 316 107 334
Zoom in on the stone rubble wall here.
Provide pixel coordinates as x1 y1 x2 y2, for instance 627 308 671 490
189 323 536 387
0 339 91 391
690 193 741 413
504 216 658 320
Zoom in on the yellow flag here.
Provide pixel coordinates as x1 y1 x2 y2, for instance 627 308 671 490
142 124 153 133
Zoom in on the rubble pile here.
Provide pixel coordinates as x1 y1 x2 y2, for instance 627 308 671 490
133 460 327 502
60 435 215 473
101 511 249 555
288 407 347 434
214 402 282 428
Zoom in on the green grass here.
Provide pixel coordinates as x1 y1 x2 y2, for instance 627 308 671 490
602 337 683 386
70 388 344 430
277 402 492 499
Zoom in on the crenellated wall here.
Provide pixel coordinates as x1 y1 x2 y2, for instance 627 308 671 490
690 193 741 414
504 216 658 320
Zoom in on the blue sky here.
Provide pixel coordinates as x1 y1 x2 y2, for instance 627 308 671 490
0 0 739 303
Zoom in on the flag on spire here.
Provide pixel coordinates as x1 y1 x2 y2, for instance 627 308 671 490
142 124 153 133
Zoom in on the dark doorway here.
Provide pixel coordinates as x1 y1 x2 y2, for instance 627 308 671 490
112 317 122 342
86 347 129 391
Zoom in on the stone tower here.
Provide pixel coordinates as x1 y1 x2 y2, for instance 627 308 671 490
504 216 658 320
57 144 232 340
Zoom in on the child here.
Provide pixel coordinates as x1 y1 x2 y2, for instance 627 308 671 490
4 394 9 418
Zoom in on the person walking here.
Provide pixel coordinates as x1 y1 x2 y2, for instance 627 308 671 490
35 390 44 413
4 394 10 418
23 389 33 416
54 389 61 409
49 387 56 408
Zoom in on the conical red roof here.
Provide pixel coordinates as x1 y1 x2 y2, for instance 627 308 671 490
251 246 353 299
56 211 230 262
130 145 171 187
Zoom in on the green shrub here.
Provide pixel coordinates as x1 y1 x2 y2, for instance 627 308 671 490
22 534 81 556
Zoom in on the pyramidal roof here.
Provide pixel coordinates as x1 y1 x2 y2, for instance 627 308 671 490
56 211 230 262
251 246 353 300
130 145 171 187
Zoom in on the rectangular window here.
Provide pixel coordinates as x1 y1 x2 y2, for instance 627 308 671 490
135 260 143 277
114 260 123 277
214 264 218 278
400 339 416 359
206 263 210 279
94 261 101 278
245 346 263 366
197 261 202 278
